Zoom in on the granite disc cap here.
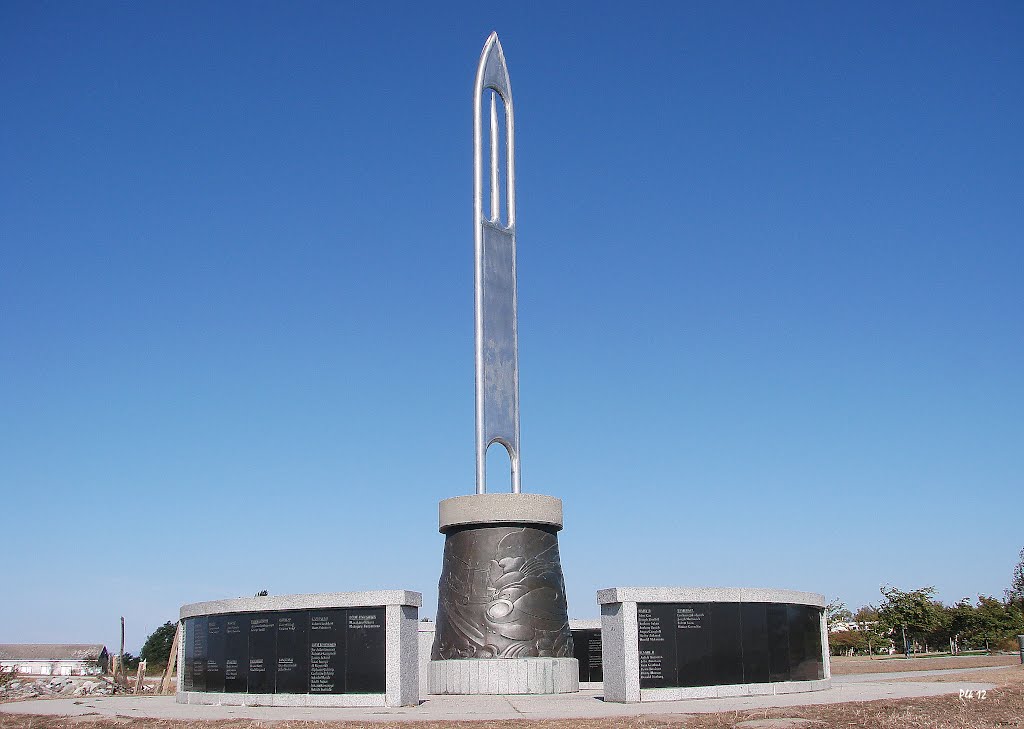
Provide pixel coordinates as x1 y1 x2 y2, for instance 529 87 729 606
438 493 563 533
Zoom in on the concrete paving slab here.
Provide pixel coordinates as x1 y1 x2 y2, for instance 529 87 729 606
0 670 1003 723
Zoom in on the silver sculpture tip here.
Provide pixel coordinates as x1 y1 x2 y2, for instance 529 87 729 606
476 31 512 104
479 32 505 65
479 33 498 65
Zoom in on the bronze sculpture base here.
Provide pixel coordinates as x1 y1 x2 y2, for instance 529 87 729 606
431 523 573 660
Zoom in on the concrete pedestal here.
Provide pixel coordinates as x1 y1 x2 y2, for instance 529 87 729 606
428 656 578 694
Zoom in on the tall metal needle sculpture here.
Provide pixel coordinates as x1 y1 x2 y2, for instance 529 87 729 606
429 33 577 694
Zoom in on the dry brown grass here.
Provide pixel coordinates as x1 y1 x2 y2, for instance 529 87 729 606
830 654 1020 675
892 666 1023 684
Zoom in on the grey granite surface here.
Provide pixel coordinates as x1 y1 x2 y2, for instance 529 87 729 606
596 587 824 607
438 493 562 532
417 622 436 698
639 679 831 702
599 601 636 702
177 691 388 707
427 657 578 695
180 590 421 619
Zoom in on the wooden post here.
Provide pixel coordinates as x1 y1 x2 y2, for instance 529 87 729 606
119 616 126 683
159 622 181 695
133 660 146 695
109 654 120 689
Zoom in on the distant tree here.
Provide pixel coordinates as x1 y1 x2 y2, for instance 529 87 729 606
847 602 888 655
878 585 941 656
862 620 893 656
924 600 954 652
121 651 140 670
833 605 890 657
962 596 1024 652
826 599 853 628
828 628 865 656
948 598 976 653
853 605 880 624
140 621 178 668
1006 547 1024 609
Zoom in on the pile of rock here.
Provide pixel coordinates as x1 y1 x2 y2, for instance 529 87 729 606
0 676 152 700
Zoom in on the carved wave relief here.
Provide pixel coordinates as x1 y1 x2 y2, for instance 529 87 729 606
432 525 573 660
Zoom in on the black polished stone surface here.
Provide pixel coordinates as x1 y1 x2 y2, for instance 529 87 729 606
638 604 676 689
274 612 308 694
191 616 208 692
223 615 249 693
345 608 386 693
205 616 225 693
571 629 602 683
309 609 346 694
766 603 791 682
636 602 824 688
182 608 387 695
182 619 194 691
247 613 276 694
587 631 603 682
675 604 713 687
709 602 743 686
806 606 825 679
740 603 770 684
790 604 825 681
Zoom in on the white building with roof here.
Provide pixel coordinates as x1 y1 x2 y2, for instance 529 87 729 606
0 644 109 676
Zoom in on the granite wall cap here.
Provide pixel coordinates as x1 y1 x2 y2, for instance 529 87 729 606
596 587 825 608
569 619 602 630
180 590 422 619
438 493 562 532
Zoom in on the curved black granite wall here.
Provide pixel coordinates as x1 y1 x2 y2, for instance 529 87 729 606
181 608 386 695
571 629 603 683
637 602 824 688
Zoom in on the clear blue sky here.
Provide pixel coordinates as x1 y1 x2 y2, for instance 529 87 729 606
2 2 1021 653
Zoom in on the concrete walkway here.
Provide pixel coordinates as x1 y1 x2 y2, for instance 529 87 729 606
0 669 1005 723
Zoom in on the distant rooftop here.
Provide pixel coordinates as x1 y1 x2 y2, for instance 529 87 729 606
0 644 106 661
